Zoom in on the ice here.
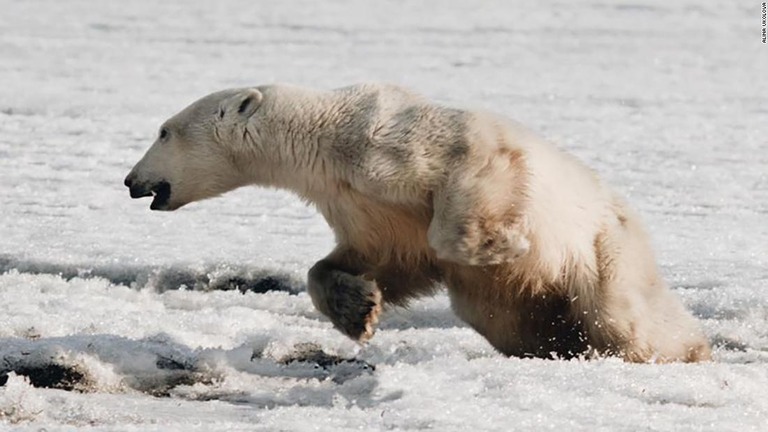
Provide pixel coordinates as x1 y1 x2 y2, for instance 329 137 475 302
0 0 766 430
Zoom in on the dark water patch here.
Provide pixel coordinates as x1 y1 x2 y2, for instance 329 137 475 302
0 254 305 295
0 334 213 396
278 342 375 385
710 335 749 352
129 368 214 398
186 343 385 408
0 364 88 392
0 336 378 400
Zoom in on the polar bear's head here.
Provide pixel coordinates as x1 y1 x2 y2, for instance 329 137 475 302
124 88 263 211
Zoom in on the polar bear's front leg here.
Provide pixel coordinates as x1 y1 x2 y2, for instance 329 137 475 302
428 214 530 266
307 249 382 342
428 149 531 266
428 179 529 266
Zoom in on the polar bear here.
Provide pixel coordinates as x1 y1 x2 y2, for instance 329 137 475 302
124 83 711 362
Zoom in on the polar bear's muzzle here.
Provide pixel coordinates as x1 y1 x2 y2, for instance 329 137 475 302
124 175 173 211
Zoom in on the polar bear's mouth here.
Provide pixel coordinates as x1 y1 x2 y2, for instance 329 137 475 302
149 181 171 211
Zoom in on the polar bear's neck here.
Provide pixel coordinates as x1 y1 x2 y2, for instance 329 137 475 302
242 85 376 199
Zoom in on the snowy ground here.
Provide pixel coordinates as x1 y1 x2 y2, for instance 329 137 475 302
0 0 767 430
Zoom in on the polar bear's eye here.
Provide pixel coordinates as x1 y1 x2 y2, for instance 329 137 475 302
159 127 170 141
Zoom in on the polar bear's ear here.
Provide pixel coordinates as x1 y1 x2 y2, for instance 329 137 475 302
219 88 263 120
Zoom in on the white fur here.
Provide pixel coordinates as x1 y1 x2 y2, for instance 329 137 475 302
126 83 711 362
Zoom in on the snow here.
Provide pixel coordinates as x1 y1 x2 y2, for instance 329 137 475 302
0 0 766 430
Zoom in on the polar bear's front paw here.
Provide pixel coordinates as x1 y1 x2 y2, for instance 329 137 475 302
331 275 382 342
309 270 382 342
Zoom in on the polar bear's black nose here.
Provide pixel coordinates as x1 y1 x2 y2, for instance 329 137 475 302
124 173 153 198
